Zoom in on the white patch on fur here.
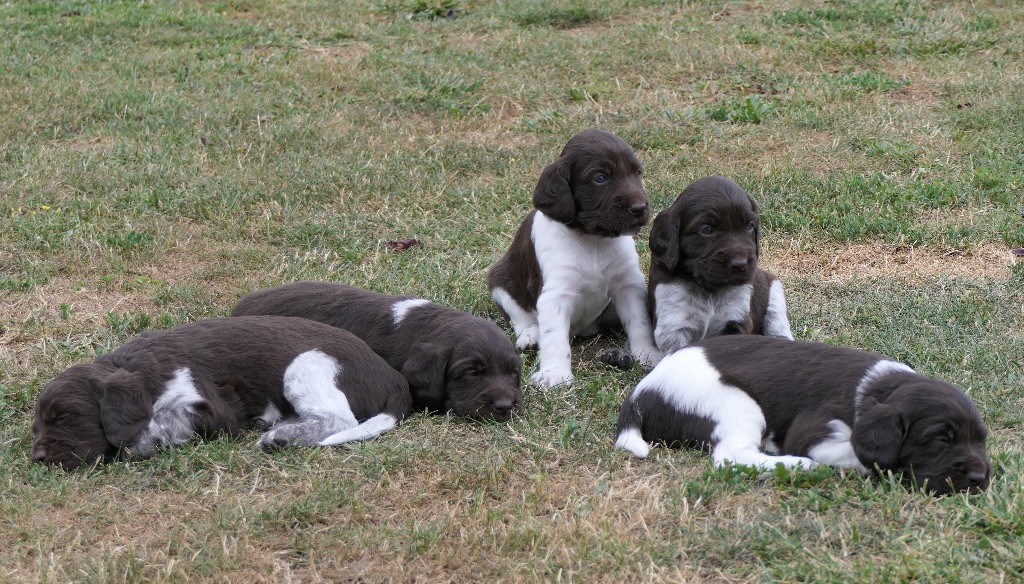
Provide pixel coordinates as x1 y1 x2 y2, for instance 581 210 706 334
807 419 871 475
614 427 650 458
525 212 660 388
281 350 357 426
258 350 360 449
854 359 915 417
391 298 430 327
652 281 753 355
318 413 399 445
130 367 204 457
491 287 539 351
258 402 283 427
762 279 794 339
632 347 815 471
762 432 780 454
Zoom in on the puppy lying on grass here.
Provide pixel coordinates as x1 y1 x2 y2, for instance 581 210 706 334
615 335 991 496
232 281 524 421
32 316 412 469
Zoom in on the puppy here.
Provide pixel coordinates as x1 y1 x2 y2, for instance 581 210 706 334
648 176 793 355
32 316 413 470
487 129 662 388
614 335 991 495
231 281 523 421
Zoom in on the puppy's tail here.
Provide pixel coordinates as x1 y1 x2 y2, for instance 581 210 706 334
614 396 650 458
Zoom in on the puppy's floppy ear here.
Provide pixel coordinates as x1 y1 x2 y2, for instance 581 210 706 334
98 369 152 448
747 195 761 257
649 208 682 271
533 159 575 223
852 396 907 471
401 343 450 413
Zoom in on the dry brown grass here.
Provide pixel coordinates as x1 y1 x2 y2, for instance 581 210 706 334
765 240 1018 283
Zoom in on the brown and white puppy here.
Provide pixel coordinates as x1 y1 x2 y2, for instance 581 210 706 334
648 176 792 355
487 129 662 388
31 316 413 470
615 335 991 496
231 281 523 421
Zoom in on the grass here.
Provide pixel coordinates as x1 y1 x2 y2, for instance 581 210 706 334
1 0 1023 581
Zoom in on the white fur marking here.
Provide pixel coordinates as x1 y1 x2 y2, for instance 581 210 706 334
807 420 871 475
614 427 650 458
318 413 398 445
854 360 915 417
631 348 815 471
130 367 204 457
762 279 794 339
391 298 431 327
282 350 357 427
258 402 283 426
653 281 753 355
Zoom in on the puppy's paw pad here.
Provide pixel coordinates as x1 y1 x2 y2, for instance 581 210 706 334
530 369 574 389
598 348 635 370
258 431 291 452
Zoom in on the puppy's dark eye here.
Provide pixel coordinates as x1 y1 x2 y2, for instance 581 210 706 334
593 173 609 185
747 222 756 233
699 224 715 236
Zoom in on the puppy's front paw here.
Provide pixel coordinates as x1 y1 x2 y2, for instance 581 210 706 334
258 429 290 452
515 327 539 352
530 368 574 389
598 348 635 370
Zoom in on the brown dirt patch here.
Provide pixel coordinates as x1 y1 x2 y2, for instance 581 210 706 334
763 241 1018 283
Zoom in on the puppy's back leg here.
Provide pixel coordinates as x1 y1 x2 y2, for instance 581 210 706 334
491 287 540 351
319 384 412 446
259 350 358 450
711 393 816 471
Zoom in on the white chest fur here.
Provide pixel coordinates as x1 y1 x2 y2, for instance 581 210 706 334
653 280 753 354
532 212 643 334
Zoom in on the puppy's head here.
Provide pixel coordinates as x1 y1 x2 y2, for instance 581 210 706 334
649 176 760 288
402 321 524 421
852 376 991 496
533 129 649 237
32 364 152 470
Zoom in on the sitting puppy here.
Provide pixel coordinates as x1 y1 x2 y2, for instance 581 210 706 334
231 281 523 421
487 129 662 388
648 176 793 355
614 335 992 496
32 316 412 470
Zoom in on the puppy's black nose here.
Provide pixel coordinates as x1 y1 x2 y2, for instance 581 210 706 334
629 202 647 218
492 397 514 413
729 257 751 271
31 446 46 463
968 469 990 487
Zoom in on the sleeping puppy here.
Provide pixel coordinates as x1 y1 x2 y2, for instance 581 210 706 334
31 316 412 470
648 176 793 355
231 281 523 421
614 335 991 495
487 129 662 388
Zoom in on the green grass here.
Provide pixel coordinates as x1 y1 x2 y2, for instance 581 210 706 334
2 0 1023 581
